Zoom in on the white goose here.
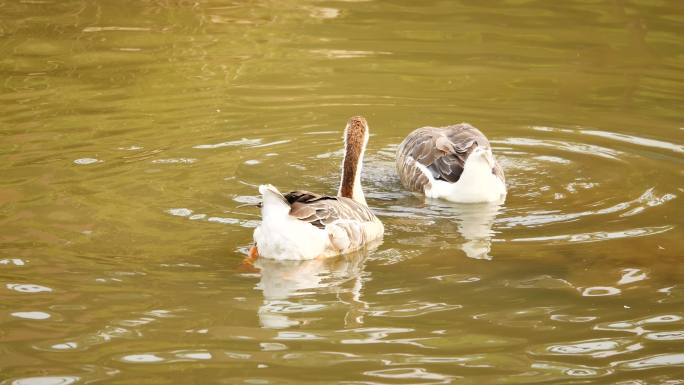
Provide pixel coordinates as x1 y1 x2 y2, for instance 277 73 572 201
396 123 506 203
250 116 384 261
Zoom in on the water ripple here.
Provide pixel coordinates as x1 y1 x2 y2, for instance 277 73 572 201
6 283 52 293
496 137 623 160
366 301 462 318
581 129 684 154
511 226 673 245
645 331 684 341
363 367 453 383
340 328 428 348
615 353 684 370
500 188 676 229
10 377 80 385
530 337 641 358
11 311 51 320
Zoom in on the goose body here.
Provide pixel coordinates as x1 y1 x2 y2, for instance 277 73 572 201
396 123 506 203
252 117 384 260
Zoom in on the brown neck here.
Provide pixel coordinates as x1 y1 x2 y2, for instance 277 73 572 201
338 117 367 201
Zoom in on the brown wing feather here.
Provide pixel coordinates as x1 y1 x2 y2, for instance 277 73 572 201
284 190 378 230
396 123 495 192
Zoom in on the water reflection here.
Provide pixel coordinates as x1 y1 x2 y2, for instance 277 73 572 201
424 199 503 260
453 202 502 260
254 248 372 329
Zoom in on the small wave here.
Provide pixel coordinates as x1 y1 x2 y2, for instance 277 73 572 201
511 225 673 244
151 158 196 164
615 353 684 370
11 311 51 320
74 158 101 165
193 138 261 149
499 188 676 229
581 129 684 154
6 283 53 293
11 376 80 385
496 137 622 160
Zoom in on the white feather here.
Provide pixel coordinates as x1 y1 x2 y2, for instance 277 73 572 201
416 150 506 203
253 185 330 260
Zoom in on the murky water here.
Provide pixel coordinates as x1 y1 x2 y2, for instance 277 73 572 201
2 1 683 384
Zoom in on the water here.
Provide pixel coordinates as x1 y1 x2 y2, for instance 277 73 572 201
1 1 683 384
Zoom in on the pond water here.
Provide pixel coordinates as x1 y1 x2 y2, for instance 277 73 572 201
1 1 683 384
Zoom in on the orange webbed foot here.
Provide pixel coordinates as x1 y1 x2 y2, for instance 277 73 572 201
248 244 259 259
237 244 260 272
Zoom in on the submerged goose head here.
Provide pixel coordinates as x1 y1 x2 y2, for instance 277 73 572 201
338 116 369 206
396 123 506 203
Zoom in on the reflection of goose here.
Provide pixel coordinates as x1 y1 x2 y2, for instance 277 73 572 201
255 250 370 329
251 116 384 260
256 258 327 300
417 199 502 260
396 124 506 203
451 202 502 260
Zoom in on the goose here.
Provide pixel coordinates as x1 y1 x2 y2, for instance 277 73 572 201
249 116 384 261
396 123 506 203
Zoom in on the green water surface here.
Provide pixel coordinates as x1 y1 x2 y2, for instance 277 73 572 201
1 1 683 384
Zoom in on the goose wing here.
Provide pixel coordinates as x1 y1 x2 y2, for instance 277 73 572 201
284 190 381 252
284 190 378 228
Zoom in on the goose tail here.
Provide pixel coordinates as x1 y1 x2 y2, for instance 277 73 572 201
258 184 290 220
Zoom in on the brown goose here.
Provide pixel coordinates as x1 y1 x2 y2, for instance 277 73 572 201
250 116 384 260
396 123 506 203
